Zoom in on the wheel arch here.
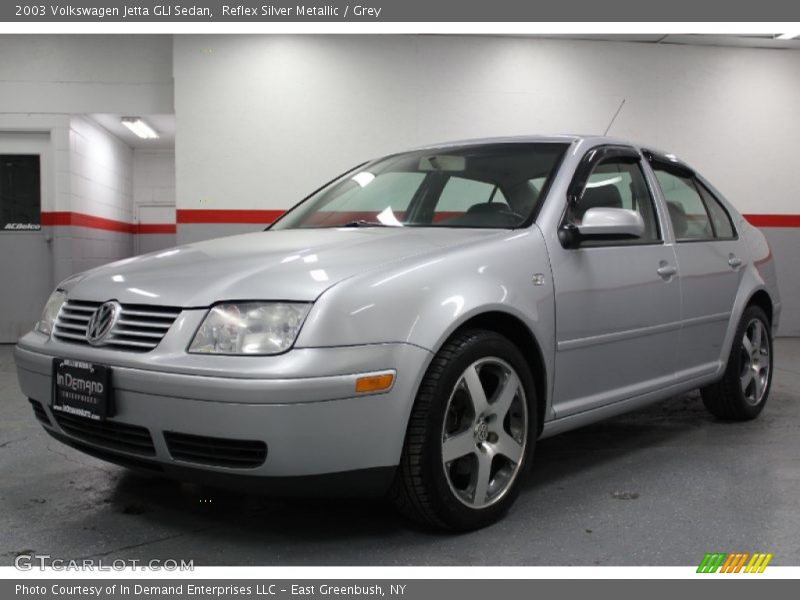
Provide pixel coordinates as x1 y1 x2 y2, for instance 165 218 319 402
439 310 548 436
747 289 773 325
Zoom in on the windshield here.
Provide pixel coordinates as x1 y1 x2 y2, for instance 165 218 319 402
271 143 568 230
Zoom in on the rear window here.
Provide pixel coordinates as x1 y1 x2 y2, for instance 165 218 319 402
652 163 738 242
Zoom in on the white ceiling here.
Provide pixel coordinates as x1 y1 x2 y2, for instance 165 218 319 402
90 113 176 149
539 34 800 50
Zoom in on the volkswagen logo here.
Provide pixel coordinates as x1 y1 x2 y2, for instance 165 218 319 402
86 301 121 346
474 421 489 443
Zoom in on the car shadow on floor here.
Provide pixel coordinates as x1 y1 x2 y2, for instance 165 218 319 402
524 390 716 490
95 391 720 551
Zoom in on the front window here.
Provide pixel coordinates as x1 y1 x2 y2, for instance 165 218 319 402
271 143 568 230
566 157 661 245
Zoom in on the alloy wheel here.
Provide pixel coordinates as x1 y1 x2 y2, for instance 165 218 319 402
740 318 770 406
441 357 528 508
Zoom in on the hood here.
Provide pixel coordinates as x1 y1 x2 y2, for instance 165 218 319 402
64 227 504 307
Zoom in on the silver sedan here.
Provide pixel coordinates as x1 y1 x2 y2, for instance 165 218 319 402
15 136 780 530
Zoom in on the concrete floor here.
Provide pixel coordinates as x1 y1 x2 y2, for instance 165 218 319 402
1 341 799 566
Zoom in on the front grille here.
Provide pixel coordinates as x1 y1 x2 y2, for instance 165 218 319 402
164 431 268 469
29 399 51 426
53 300 181 352
53 411 156 456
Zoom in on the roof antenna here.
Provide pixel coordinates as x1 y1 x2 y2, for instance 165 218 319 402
603 99 626 136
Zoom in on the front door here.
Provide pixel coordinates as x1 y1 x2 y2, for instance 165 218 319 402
549 148 681 417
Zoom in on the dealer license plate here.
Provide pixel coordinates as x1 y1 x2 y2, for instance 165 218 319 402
52 358 114 421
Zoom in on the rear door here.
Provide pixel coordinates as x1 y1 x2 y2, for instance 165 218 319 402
648 158 745 379
550 146 681 417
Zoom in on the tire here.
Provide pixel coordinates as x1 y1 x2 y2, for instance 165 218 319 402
390 329 537 531
701 305 773 421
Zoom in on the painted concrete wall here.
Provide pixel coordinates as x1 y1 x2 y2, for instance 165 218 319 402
0 115 133 338
57 116 134 280
173 35 800 334
0 35 172 340
0 35 173 338
0 35 173 114
173 35 800 218
133 149 177 254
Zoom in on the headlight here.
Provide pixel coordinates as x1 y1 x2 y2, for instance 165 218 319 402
188 302 312 355
35 290 67 336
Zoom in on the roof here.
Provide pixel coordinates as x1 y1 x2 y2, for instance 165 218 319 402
403 135 690 169
407 134 640 151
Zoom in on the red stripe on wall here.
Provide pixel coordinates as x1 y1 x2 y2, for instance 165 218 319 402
135 223 177 235
41 211 135 234
743 214 800 228
175 210 800 228
40 212 176 235
37 211 800 232
176 209 285 224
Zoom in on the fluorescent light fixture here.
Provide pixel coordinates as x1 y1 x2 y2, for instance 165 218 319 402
775 33 800 40
120 117 159 139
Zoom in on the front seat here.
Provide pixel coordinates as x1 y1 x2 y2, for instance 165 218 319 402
576 185 623 222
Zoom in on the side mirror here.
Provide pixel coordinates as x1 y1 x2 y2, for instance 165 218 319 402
559 207 645 248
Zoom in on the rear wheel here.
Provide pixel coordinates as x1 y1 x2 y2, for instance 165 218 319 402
701 305 773 421
390 329 536 530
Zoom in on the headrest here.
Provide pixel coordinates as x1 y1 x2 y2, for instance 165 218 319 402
667 201 688 238
577 185 623 220
466 202 509 215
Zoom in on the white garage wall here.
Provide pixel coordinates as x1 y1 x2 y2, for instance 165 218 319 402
0 35 173 114
133 149 176 211
133 149 177 254
52 116 134 282
0 35 175 294
173 35 800 217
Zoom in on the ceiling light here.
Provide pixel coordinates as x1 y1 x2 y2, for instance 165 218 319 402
775 33 799 40
120 117 159 139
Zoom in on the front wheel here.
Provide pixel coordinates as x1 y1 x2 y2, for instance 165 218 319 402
390 329 537 531
701 305 773 421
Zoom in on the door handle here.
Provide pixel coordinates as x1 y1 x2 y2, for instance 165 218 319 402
656 263 677 279
728 255 743 269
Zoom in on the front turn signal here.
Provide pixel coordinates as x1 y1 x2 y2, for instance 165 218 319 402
355 373 395 394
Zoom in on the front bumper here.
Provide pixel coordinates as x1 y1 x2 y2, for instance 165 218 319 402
14 337 432 495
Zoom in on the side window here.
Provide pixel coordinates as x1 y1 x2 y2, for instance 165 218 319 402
652 166 736 241
697 182 736 239
569 158 660 244
653 168 712 241
435 177 508 213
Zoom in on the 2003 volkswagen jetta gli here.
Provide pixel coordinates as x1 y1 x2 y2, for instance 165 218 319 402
15 135 780 530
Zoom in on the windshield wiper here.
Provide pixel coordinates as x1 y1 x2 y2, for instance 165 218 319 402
340 220 397 228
